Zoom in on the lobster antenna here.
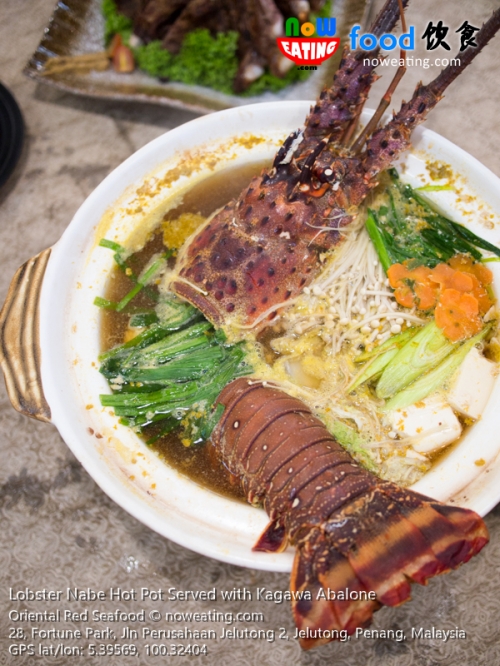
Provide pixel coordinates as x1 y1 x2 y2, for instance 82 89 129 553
428 8 500 98
351 0 408 152
362 7 500 180
369 0 410 37
340 0 410 146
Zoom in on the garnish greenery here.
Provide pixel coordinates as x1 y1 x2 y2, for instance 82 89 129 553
366 169 500 272
102 0 333 94
96 239 251 444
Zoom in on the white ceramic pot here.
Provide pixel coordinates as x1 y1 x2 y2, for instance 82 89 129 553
1 102 500 572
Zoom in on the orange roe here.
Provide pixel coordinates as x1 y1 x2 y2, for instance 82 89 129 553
387 255 494 342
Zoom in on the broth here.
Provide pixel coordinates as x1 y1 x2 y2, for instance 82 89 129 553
101 160 270 500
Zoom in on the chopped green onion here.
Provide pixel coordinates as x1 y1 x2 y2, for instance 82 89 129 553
94 296 118 310
415 185 454 192
116 257 166 312
99 238 125 253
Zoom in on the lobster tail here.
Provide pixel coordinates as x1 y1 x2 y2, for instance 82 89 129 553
291 482 488 649
211 379 489 651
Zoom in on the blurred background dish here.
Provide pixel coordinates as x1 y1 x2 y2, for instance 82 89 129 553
23 0 369 114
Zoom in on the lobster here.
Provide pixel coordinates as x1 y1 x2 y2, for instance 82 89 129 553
167 0 500 650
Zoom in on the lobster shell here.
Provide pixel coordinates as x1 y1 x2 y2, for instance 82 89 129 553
210 378 489 649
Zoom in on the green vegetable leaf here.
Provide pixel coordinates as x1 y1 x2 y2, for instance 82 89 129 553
102 0 133 43
367 171 500 270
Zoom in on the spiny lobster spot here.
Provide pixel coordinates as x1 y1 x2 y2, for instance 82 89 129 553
215 290 224 301
273 287 279 294
268 267 275 277
261 216 270 226
211 237 247 271
215 276 227 288
247 284 254 292
257 278 265 287
194 273 204 283
205 282 213 291
226 303 235 313
245 206 253 217
380 139 389 149
249 305 257 314
285 212 293 221
227 279 238 295
274 226 283 235
262 297 269 305
257 246 264 254
290 267 297 274
258 191 265 200
269 311 277 320
418 102 426 114
285 290 292 300
269 201 276 208
281 257 287 264
247 261 255 269
300 278 307 286
393 129 401 139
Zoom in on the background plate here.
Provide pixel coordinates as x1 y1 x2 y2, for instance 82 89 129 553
24 0 370 114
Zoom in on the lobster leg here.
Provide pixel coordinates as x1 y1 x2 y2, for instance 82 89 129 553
210 378 489 650
362 8 500 180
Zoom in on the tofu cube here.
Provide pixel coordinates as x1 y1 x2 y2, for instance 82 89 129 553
446 347 496 420
385 396 462 454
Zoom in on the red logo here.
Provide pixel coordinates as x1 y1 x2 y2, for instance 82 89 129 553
276 37 340 66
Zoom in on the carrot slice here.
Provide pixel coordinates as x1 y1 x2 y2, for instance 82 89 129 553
435 289 482 342
429 262 474 292
387 264 438 310
448 253 493 285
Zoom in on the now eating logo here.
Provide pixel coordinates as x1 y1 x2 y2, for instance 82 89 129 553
276 17 340 66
